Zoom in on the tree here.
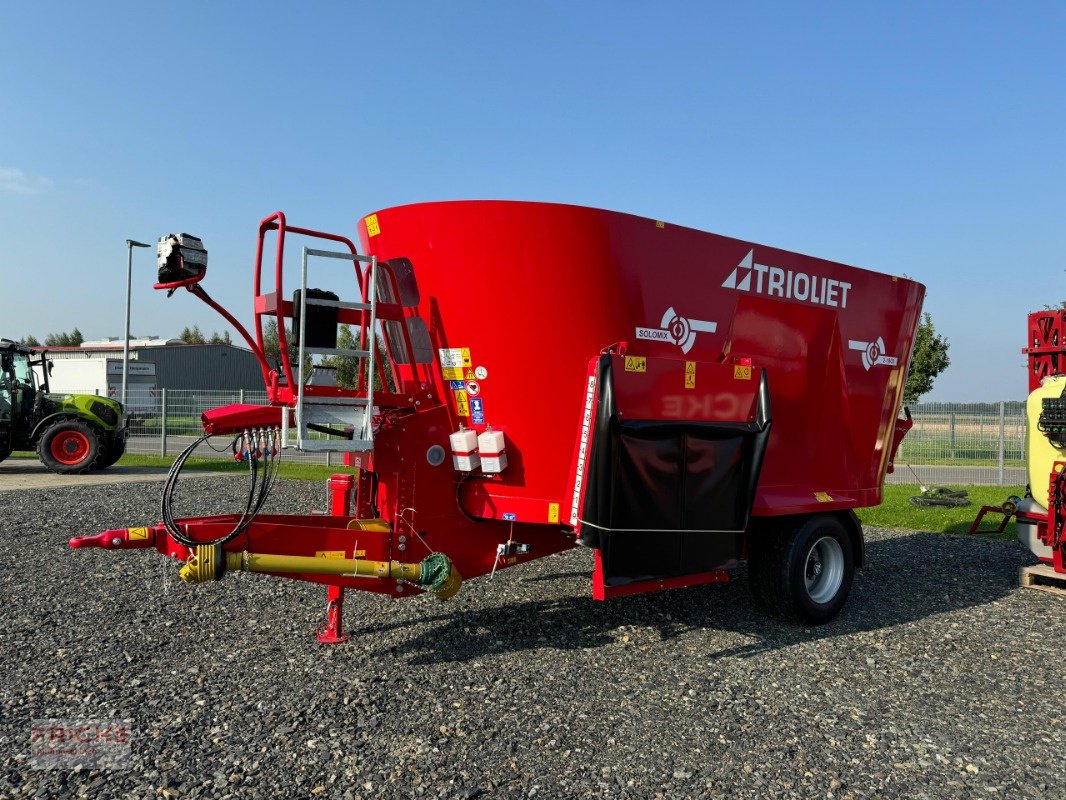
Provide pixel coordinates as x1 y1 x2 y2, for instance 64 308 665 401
262 318 310 378
44 329 84 347
904 312 950 403
321 325 361 388
209 330 232 345
21 335 41 347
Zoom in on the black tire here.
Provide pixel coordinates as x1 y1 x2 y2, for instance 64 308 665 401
0 445 10 464
93 435 126 470
36 418 101 475
747 514 855 625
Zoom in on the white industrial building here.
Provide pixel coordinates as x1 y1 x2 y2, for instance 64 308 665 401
36 338 264 411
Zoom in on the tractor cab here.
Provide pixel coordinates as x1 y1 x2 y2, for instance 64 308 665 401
0 340 44 427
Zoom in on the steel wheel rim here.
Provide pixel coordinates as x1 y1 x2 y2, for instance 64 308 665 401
51 431 90 465
804 535 844 604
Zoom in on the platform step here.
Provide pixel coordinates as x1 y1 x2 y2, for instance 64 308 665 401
294 402 373 452
1019 564 1066 597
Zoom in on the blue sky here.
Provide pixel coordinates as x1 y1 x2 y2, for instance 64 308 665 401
2 2 1063 401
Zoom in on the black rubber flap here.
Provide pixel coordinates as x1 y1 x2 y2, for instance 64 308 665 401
581 354 771 582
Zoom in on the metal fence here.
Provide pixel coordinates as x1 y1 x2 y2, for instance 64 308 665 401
888 401 1027 487
70 388 335 465
66 390 1034 485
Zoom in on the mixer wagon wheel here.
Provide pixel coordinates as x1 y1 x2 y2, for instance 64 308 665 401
748 514 854 625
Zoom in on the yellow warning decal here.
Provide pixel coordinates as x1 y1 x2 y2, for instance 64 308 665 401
814 492 834 503
624 356 647 373
734 365 752 380
456 399 470 417
506 556 517 565
548 503 560 524
365 214 380 237
453 389 468 404
315 550 347 560
128 527 149 540
655 220 666 229
439 347 471 381
465 369 476 380
685 361 696 389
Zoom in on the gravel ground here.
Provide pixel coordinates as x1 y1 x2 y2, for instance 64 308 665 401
1 477 1064 799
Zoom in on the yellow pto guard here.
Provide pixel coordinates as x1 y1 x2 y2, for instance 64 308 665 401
179 545 462 599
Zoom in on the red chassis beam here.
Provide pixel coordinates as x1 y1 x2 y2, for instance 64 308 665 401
591 550 729 600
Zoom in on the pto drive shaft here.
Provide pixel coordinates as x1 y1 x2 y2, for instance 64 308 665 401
179 545 462 599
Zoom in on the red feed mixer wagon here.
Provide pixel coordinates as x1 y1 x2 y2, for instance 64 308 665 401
71 201 925 640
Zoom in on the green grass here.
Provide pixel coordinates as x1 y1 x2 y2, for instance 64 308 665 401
7 450 344 482
5 450 1025 538
118 454 344 481
857 484 1023 540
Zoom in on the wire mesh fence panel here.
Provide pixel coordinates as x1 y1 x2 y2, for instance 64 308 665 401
887 401 1027 487
42 387 1034 484
124 389 335 465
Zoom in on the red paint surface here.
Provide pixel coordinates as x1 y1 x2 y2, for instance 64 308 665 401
358 201 924 521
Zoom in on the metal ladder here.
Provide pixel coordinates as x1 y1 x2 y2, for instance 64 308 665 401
281 246 378 453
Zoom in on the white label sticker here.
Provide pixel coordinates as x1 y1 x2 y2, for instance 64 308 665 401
439 348 465 368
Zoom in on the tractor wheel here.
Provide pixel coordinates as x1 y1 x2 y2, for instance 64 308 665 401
747 514 854 625
93 435 126 470
0 445 10 464
37 419 101 475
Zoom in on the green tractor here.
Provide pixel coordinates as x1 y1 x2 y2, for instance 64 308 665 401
0 339 127 474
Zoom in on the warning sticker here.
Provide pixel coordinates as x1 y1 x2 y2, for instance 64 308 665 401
684 361 696 389
439 348 466 368
449 380 466 390
466 381 480 397
456 399 470 417
440 348 470 381
365 214 381 237
128 527 149 540
453 389 469 405
470 397 485 424
548 503 560 524
624 356 647 373
464 369 476 380
475 366 488 380
734 364 752 380
315 550 346 560
814 492 834 503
